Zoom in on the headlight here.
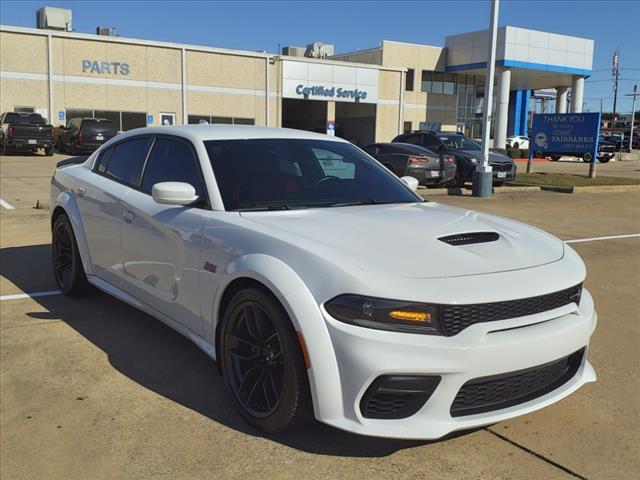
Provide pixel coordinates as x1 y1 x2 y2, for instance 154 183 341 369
469 158 478 164
325 295 442 335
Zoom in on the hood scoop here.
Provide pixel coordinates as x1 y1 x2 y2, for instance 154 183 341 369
438 231 500 246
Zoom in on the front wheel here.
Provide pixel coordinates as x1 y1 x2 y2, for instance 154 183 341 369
52 214 91 295
44 146 54 156
220 288 312 433
598 157 610 164
550 155 561 161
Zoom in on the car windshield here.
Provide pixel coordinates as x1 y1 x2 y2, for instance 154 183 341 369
204 138 421 211
438 134 481 151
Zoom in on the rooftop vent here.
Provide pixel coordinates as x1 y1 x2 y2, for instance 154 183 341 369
96 26 117 36
282 46 306 57
305 42 335 59
36 7 72 31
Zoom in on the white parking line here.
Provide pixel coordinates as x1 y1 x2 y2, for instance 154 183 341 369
565 233 640 244
0 290 61 302
0 198 15 210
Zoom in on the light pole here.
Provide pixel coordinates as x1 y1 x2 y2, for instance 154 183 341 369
473 0 499 198
626 85 638 153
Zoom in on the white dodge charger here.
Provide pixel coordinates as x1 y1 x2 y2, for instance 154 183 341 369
50 125 596 439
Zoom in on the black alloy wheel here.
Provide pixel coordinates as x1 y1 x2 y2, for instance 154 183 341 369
221 288 311 432
52 214 90 295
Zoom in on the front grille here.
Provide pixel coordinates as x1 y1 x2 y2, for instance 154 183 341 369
450 348 584 417
439 284 582 336
490 163 512 172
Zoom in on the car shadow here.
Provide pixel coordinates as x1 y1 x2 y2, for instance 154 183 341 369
1 243 477 457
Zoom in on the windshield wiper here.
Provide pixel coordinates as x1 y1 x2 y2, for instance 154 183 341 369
235 204 292 212
328 199 386 207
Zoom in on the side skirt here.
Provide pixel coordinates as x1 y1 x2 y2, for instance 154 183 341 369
87 275 217 361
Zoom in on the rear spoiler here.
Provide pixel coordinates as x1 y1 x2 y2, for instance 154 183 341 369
56 156 86 168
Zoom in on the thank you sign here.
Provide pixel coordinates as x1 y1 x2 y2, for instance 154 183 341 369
531 113 601 159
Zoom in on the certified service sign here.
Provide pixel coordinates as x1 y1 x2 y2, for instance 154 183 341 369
530 113 601 156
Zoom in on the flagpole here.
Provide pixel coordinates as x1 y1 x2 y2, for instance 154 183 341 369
612 49 619 135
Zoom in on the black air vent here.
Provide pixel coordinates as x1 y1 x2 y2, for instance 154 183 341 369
438 231 499 246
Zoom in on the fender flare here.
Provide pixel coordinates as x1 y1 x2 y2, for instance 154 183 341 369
52 191 95 276
211 253 344 422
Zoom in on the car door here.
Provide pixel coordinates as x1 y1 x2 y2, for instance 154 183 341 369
74 136 152 289
119 136 208 335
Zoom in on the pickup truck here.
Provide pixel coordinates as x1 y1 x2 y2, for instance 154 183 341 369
0 112 54 156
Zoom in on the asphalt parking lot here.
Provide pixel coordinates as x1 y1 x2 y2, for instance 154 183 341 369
1 152 639 479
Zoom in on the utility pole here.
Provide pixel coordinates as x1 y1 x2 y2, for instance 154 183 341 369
473 0 499 198
626 84 638 153
611 49 620 134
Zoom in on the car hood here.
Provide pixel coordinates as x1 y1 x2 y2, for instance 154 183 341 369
241 202 564 279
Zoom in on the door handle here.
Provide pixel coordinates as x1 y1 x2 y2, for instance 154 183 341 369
123 210 135 223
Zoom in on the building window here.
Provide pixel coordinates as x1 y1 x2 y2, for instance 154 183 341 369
403 121 412 133
405 69 414 92
189 115 255 125
13 106 35 113
421 71 456 95
65 109 146 131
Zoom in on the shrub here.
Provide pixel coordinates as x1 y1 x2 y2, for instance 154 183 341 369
507 148 521 158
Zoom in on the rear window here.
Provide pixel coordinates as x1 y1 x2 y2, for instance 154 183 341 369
105 138 150 186
4 113 45 125
82 119 116 134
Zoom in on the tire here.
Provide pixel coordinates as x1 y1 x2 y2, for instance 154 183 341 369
56 138 64 153
493 181 505 187
598 157 610 164
71 140 77 156
513 142 519 149
220 287 312 433
550 155 561 161
44 146 54 156
52 214 91 296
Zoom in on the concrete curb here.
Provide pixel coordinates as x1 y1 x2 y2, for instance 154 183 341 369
540 184 640 194
419 186 541 197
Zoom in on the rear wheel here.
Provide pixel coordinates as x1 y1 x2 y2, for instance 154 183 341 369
220 288 312 433
550 155 561 161
598 157 610 164
52 214 91 296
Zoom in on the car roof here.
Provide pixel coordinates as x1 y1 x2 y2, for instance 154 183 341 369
113 124 350 144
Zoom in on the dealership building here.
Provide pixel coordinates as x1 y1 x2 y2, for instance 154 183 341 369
0 10 594 147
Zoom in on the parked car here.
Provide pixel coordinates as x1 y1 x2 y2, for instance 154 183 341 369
548 137 615 163
362 142 456 187
57 117 118 154
50 125 596 439
0 112 54 155
392 131 516 187
506 135 530 150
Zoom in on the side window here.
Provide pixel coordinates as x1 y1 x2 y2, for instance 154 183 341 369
95 146 114 174
422 134 441 149
105 138 150 186
140 138 205 196
312 148 356 179
403 135 422 145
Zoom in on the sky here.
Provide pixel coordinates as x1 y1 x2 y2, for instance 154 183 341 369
1 0 639 113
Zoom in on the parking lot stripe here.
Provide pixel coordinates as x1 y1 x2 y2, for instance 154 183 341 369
0 198 15 210
0 290 61 302
565 233 640 244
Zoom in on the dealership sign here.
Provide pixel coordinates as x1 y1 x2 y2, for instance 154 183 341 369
295 84 368 101
530 113 601 161
82 60 130 75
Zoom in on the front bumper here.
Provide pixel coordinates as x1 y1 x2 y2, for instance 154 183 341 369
318 289 597 439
